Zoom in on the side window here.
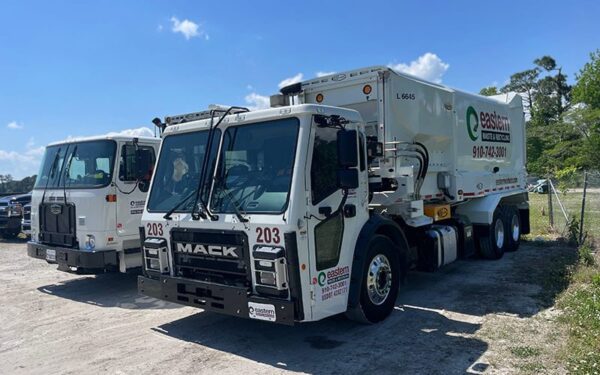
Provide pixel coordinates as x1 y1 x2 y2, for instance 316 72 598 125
119 145 156 192
315 212 344 270
310 127 339 205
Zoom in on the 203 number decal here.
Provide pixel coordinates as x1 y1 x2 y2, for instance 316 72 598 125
256 227 281 244
146 222 163 236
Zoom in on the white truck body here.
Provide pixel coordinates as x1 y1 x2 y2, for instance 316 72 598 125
28 134 160 273
138 66 529 324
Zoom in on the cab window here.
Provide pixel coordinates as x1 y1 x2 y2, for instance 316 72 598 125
310 127 339 205
119 144 156 192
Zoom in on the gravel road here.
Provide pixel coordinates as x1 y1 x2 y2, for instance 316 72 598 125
0 238 574 374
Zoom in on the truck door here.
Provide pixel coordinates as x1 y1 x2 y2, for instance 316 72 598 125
115 142 156 238
304 122 369 321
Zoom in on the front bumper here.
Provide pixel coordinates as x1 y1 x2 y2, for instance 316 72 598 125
27 242 118 271
138 275 296 325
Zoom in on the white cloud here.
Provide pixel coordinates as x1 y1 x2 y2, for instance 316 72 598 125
0 139 44 178
316 71 335 77
170 17 209 40
388 53 449 83
61 127 156 143
7 121 23 130
106 127 155 138
278 73 303 89
157 24 164 32
244 92 271 111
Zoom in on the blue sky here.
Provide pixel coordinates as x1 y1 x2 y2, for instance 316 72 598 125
1 0 599 178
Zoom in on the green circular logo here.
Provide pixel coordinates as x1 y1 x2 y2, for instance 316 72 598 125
318 272 326 287
466 106 479 141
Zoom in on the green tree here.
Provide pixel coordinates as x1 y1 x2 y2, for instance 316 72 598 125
572 49 600 109
502 68 539 119
479 86 499 96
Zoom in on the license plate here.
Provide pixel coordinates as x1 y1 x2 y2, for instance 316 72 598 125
248 302 276 322
46 249 56 262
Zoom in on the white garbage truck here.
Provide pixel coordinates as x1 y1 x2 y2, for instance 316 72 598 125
28 134 160 273
138 66 529 324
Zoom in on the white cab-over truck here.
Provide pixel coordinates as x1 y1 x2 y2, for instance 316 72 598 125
138 66 529 324
28 134 160 273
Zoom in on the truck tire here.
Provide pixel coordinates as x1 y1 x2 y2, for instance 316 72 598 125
348 235 400 324
504 206 521 252
476 207 506 260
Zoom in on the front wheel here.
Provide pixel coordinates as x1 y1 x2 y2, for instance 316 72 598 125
348 235 400 324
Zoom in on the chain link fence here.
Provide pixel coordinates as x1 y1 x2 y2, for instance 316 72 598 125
537 171 600 243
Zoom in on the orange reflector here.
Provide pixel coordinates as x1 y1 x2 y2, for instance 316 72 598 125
363 84 372 95
301 263 306 271
316 93 324 103
106 194 117 202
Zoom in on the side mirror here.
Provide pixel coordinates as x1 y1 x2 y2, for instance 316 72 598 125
337 130 358 168
337 169 359 189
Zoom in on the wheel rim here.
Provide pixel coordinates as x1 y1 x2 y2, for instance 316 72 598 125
511 214 520 242
495 218 505 249
367 254 392 305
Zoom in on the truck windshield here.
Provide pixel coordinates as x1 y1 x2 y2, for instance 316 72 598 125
210 118 299 214
34 140 117 189
146 130 217 212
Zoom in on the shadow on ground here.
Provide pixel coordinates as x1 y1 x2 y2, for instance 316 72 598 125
0 236 29 245
37 273 180 310
151 240 577 374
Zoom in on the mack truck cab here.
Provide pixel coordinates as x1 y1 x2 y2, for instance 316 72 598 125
138 66 529 324
27 134 160 273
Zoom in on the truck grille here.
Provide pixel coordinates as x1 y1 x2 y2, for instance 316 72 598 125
171 229 250 287
23 206 31 221
39 203 77 248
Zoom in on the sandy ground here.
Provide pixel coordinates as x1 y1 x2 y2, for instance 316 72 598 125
0 238 575 375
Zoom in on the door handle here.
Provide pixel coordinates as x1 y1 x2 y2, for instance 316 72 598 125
318 206 332 217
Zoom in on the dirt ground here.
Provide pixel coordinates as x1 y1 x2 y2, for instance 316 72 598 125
0 238 576 375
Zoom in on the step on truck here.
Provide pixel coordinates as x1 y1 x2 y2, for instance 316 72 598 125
138 66 529 324
27 134 161 273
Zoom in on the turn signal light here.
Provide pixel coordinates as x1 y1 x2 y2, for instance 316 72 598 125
105 194 117 202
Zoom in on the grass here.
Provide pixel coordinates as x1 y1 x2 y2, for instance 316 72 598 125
526 190 600 240
526 191 600 373
510 346 542 358
556 251 600 374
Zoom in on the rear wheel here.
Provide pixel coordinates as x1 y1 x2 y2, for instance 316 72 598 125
476 207 506 260
347 235 400 324
504 206 521 252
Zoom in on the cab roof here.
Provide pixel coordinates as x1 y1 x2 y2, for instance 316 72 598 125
48 133 159 147
162 104 363 136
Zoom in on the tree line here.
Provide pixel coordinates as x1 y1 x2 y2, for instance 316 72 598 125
480 50 600 183
0 174 36 195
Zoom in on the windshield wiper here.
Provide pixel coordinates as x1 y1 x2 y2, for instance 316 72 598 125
163 190 199 220
216 185 248 223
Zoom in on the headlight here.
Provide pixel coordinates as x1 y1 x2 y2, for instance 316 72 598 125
84 234 96 250
8 204 22 217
